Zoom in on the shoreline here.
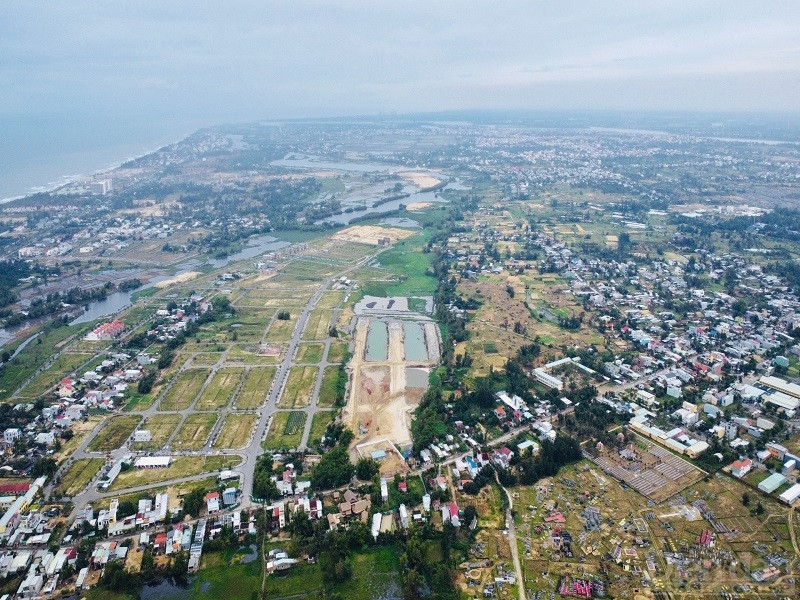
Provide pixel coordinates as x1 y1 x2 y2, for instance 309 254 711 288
0 131 193 205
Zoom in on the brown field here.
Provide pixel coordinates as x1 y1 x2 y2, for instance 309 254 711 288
236 367 276 409
332 225 415 246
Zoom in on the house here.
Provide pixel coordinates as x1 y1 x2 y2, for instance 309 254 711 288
3 428 21 445
731 458 753 478
222 487 237 506
205 492 220 514
492 447 513 468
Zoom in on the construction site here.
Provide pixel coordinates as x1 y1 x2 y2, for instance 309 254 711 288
343 308 441 471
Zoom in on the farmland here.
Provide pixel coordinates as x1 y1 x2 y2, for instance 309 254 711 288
264 411 306 450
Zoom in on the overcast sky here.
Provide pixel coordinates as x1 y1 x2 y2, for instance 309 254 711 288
3 0 800 123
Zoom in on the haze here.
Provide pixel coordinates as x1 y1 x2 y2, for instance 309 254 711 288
3 0 800 124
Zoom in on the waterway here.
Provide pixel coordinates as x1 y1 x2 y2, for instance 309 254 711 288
403 322 428 362
365 320 388 361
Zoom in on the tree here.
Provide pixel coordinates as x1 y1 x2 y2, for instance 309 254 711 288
742 492 750 507
355 457 379 481
32 457 57 478
183 486 206 517
137 370 157 394
311 446 354 490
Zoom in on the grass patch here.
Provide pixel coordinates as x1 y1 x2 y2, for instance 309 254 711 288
159 368 210 410
196 368 244 410
318 366 341 407
132 414 182 451
302 309 332 340
265 313 297 341
56 458 104 497
236 367 276 409
308 411 335 448
88 415 142 452
279 366 317 408
121 390 156 412
327 340 349 363
213 414 258 449
171 413 218 451
295 342 324 364
361 233 435 297
19 351 94 398
483 341 498 354
110 455 237 491
264 411 306 450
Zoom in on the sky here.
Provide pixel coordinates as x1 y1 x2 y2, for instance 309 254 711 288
3 0 800 125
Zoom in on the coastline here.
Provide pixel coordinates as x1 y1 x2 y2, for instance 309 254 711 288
0 131 193 205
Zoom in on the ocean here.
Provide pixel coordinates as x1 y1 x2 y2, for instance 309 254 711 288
0 113 201 201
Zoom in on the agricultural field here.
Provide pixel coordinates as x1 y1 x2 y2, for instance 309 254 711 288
195 368 243 410
264 411 306 450
213 413 258 449
56 458 105 497
295 342 324 364
19 351 95 398
159 368 210 411
308 410 335 448
317 366 342 407
88 415 142 452
110 455 237 491
302 309 332 340
171 413 218 450
132 414 181 451
278 366 317 408
236 367 276 409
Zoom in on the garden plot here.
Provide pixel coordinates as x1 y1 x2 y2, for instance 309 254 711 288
264 411 306 450
236 367 276 409
195 368 244 410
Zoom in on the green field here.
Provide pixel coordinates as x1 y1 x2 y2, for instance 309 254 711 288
295 342 324 364
308 411 335 447
88 415 142 452
265 314 297 341
327 340 349 363
213 413 258 449
264 411 306 450
278 366 317 407
56 458 105 497
196 368 243 409
317 366 341 407
132 414 181 450
159 368 210 410
172 413 218 450
19 351 95 398
236 367 276 409
361 234 435 297
302 309 332 340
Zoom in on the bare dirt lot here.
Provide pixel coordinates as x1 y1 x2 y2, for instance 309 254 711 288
332 225 416 246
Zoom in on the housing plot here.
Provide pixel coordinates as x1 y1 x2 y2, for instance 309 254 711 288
295 342 324 364
110 455 238 491
264 411 306 450
132 414 182 451
317 366 342 407
159 369 210 411
279 366 317 408
88 415 142 452
56 458 105 497
266 314 297 341
327 340 350 364
171 413 218 450
302 309 332 340
195 368 244 410
213 414 258 449
236 367 276 409
308 411 335 448
20 352 95 398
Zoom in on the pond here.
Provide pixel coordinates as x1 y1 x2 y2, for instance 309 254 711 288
365 320 388 361
403 322 428 362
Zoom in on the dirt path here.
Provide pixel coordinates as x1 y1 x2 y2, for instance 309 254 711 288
494 471 526 600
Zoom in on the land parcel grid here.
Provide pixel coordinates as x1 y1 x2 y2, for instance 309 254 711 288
159 368 210 410
88 415 142 451
195 367 243 409
18 351 95 398
302 309 333 340
172 413 218 450
132 414 181 451
235 367 276 409
278 366 317 408
213 413 258 449
264 411 306 450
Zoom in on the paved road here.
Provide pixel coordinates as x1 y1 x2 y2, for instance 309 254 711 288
494 470 526 600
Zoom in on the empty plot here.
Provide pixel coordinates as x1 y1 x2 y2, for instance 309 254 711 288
303 309 332 340
196 368 244 409
327 340 350 364
133 414 182 451
191 353 223 366
172 413 218 450
318 366 342 407
266 314 297 341
88 415 142 452
237 367 276 409
57 458 105 497
264 411 306 450
279 366 317 408
308 411 336 447
295 343 324 364
160 369 210 411
110 455 238 491
316 290 345 310
214 414 258 449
